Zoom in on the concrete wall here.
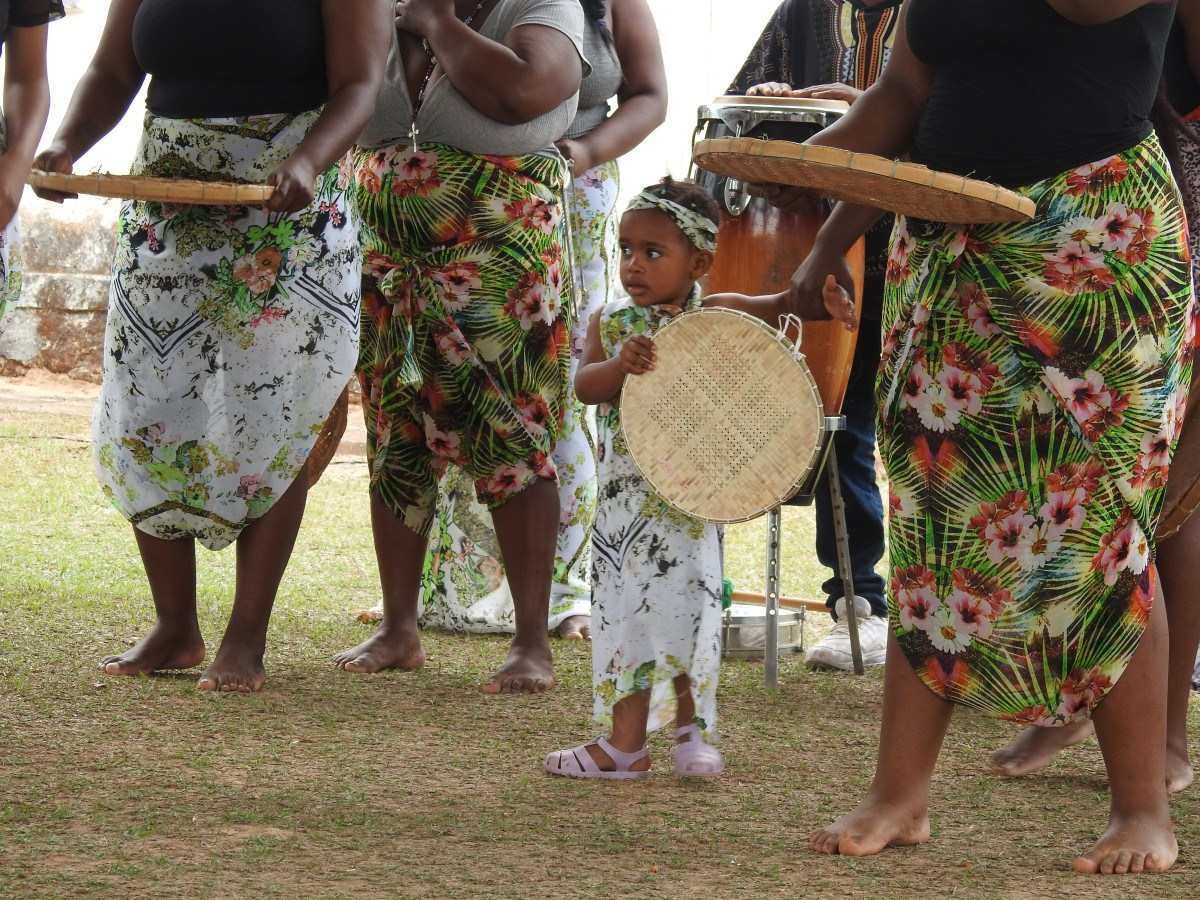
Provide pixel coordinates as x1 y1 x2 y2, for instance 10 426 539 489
2 0 783 380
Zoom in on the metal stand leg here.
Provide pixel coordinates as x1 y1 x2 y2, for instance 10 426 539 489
826 451 864 675
764 505 782 688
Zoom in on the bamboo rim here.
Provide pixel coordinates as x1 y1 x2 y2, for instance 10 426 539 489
693 137 1035 224
28 170 274 205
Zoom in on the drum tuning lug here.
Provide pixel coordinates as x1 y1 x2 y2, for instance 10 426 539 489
723 178 750 216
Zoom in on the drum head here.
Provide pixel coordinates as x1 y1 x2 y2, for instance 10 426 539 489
621 308 825 523
693 138 1035 225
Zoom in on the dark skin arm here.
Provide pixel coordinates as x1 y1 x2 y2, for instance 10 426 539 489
771 0 932 318
31 0 145 201
396 0 582 126
34 0 391 213
556 0 666 173
0 23 52 230
1047 0 1169 25
263 0 391 211
575 309 656 405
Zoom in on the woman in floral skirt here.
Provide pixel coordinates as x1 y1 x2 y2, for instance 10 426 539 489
34 0 391 692
778 0 1194 876
405 0 665 642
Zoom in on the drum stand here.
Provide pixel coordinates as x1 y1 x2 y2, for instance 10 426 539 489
762 415 865 688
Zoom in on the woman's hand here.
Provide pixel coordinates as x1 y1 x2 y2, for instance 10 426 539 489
554 138 595 175
786 240 857 330
618 335 656 375
265 155 317 213
789 82 863 105
746 81 792 97
30 144 77 203
395 0 456 38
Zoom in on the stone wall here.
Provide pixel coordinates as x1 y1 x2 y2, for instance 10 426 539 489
0 205 115 382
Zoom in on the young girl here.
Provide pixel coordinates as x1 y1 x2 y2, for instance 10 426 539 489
544 177 854 779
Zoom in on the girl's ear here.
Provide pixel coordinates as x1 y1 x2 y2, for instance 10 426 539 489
689 249 714 280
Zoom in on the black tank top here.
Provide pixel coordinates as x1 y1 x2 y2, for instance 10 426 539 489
907 0 1176 187
1 1 64 61
133 0 328 118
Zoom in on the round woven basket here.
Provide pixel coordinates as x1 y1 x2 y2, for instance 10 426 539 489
306 386 349 489
28 170 275 205
692 138 1035 224
621 308 825 523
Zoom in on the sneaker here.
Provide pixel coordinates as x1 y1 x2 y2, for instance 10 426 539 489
805 596 888 671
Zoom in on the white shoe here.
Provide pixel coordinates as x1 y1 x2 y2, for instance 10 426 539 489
805 596 888 671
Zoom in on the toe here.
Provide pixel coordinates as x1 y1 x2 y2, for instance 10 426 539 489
1113 850 1133 874
1072 854 1100 874
196 675 217 692
1128 852 1146 874
1100 851 1119 875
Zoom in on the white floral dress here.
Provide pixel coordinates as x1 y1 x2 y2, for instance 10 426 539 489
95 111 360 550
591 295 723 737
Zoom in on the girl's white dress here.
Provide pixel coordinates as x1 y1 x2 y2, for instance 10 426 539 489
591 293 723 736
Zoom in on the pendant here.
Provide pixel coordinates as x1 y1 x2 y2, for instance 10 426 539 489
408 121 419 154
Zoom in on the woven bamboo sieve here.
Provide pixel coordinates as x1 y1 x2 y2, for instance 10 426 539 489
692 138 1035 225
28 170 275 205
621 308 826 524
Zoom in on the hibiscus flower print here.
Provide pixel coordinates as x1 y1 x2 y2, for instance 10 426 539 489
1065 155 1129 196
892 565 939 632
886 226 914 283
1043 239 1116 295
1043 367 1117 432
434 325 472 367
496 196 561 234
484 462 533 500
1040 488 1087 537
956 282 1002 338
1057 666 1114 718
1118 207 1157 266
391 149 441 197
1091 509 1150 586
514 391 552 439
504 272 554 331
431 261 482 311
889 482 918 519
422 415 465 465
233 247 283 296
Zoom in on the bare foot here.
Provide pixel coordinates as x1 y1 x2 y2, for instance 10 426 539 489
1073 814 1178 874
555 615 591 641
990 720 1093 777
810 793 931 857
481 642 555 694
1166 746 1194 795
332 626 426 674
99 621 206 676
196 639 266 693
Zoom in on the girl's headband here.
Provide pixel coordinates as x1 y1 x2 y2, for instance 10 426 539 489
626 190 719 253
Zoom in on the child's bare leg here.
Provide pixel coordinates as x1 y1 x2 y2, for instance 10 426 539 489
585 690 652 771
810 632 950 856
674 674 696 732
1159 520 1200 794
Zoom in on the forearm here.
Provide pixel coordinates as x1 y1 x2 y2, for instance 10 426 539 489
424 18 573 124
572 91 665 169
287 80 381 175
703 291 786 325
48 66 143 161
1046 0 1161 24
806 80 922 158
575 357 626 405
813 203 885 256
2 76 50 172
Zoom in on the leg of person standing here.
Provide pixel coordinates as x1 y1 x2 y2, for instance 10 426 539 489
807 313 888 670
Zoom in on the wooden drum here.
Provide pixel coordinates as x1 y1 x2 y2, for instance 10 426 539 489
693 96 866 414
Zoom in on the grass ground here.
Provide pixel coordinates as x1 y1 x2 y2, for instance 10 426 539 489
1 400 1198 898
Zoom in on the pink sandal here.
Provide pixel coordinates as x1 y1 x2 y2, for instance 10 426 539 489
672 724 724 778
544 737 650 780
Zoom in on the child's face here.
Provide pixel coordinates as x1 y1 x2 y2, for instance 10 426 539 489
618 209 713 307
